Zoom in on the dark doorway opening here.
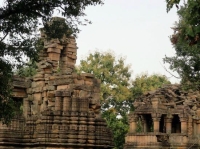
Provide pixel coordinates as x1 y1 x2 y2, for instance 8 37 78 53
172 114 181 133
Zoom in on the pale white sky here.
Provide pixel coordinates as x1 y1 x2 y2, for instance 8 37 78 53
0 0 180 83
76 0 180 83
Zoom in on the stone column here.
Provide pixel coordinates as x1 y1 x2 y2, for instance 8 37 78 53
23 98 30 118
143 119 148 132
141 116 148 132
180 117 187 134
165 118 172 134
196 108 200 135
55 96 62 111
188 116 193 136
152 117 160 133
196 120 200 135
193 119 197 135
129 114 138 133
63 97 71 111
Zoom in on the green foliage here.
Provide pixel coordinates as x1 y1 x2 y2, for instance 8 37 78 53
78 51 132 115
164 0 200 90
0 59 15 124
102 110 129 149
16 60 37 77
131 73 171 99
78 51 171 148
77 51 132 149
166 0 181 12
0 0 103 122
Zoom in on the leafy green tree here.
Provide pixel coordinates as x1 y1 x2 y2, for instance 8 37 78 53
15 60 37 77
78 51 132 115
77 51 171 148
0 0 103 122
164 0 200 89
130 73 170 133
0 59 15 124
77 51 132 149
131 73 171 99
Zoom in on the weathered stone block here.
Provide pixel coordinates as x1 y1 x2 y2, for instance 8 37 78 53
48 52 60 61
12 88 27 98
85 80 93 86
66 43 77 49
33 93 42 101
47 91 55 97
47 47 61 53
66 47 77 52
47 85 56 91
32 87 43 93
74 79 84 85
57 85 69 90
67 54 77 60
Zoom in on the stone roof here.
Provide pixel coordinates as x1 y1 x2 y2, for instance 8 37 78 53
133 84 200 118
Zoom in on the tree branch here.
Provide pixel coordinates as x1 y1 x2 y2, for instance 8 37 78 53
0 32 8 42
160 62 181 79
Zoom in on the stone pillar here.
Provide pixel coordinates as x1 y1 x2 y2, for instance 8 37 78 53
188 116 193 136
23 98 30 118
143 119 148 132
196 120 200 135
129 115 138 133
153 117 160 133
180 117 187 134
63 97 71 111
55 96 62 111
141 116 148 132
193 119 197 135
196 108 200 135
165 118 172 134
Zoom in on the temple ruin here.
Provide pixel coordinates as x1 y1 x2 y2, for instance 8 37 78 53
124 84 200 149
0 18 113 149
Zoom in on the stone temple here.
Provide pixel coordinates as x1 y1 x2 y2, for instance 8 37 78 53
0 18 114 149
124 84 200 149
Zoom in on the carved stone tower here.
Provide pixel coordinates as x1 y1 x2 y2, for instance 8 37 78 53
0 17 113 149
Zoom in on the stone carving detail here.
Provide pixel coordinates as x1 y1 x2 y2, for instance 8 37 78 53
124 84 200 149
0 18 113 149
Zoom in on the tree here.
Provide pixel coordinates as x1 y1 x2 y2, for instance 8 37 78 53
0 0 103 123
130 73 170 132
77 51 171 149
131 73 171 99
15 60 37 77
0 59 15 124
77 51 132 149
164 0 200 89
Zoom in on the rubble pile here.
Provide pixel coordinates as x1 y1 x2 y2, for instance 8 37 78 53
134 84 200 118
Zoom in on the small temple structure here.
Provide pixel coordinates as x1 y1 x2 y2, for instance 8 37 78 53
124 84 200 149
0 18 113 149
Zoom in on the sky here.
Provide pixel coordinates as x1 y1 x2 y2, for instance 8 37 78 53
0 0 180 83
75 0 180 83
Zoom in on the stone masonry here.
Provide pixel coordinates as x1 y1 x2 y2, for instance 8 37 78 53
0 18 113 149
124 84 200 149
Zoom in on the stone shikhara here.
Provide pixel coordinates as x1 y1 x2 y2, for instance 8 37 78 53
4 18 114 149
